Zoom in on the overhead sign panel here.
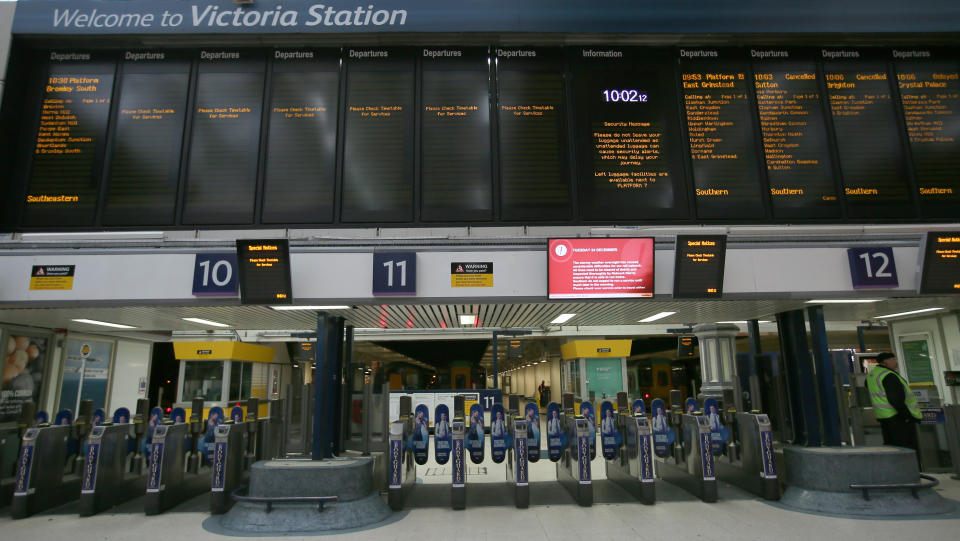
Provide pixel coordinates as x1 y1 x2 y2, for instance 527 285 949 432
548 238 654 299
673 235 726 298
919 231 960 295
236 239 292 304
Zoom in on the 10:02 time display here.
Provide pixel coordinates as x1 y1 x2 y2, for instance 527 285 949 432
602 89 648 102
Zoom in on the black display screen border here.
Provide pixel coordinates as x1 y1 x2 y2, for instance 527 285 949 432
918 230 960 296
236 238 293 305
672 234 728 299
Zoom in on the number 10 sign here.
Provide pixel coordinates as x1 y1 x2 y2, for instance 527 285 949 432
373 252 416 296
846 247 899 289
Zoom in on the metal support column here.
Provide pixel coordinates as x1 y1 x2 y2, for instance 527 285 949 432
340 325 354 454
747 319 764 412
807 305 841 446
776 309 821 447
313 312 339 460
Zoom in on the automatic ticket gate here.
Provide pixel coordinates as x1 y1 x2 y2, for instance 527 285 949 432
605 393 655 504
712 390 780 501
387 396 416 511
1 401 36 508
505 395 529 509
210 399 263 514
654 392 717 503
556 394 592 507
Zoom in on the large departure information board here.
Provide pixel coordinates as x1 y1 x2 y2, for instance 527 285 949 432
824 50 914 218
680 50 765 220
236 239 293 304
182 51 264 225
752 50 840 219
919 231 960 295
421 48 493 221
573 48 687 221
497 48 570 221
673 235 727 298
262 50 339 224
103 54 189 226
893 50 960 219
341 49 415 222
23 56 114 227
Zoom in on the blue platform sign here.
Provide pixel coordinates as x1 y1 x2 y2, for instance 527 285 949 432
373 252 416 296
192 253 238 296
846 247 899 289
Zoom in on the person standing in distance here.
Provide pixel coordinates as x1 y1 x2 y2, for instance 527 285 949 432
866 352 922 457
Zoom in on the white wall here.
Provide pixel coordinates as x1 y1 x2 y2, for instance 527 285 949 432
108 339 152 412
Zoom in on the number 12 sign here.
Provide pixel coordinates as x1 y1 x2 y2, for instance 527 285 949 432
373 252 416 296
846 247 899 289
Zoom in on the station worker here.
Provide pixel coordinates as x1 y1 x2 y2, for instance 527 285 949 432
866 352 921 453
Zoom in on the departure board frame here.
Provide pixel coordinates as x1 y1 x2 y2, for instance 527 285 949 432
673 234 727 298
236 238 293 305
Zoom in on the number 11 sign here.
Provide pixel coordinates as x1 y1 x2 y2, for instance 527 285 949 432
373 252 417 296
846 247 899 289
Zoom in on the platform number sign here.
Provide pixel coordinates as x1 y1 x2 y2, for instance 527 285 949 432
373 252 416 296
846 247 899 289
192 253 238 296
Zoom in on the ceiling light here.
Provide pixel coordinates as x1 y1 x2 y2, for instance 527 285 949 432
460 314 477 325
270 305 351 310
71 318 137 329
182 317 231 328
873 307 944 319
805 299 882 304
638 311 676 323
718 320 772 324
550 313 576 324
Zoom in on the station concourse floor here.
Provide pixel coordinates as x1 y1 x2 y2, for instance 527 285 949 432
2 450 958 541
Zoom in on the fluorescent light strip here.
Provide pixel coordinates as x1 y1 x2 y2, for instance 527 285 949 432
806 299 882 304
182 317 231 328
718 320 772 324
550 313 577 324
71 318 137 329
638 311 676 323
873 307 944 319
270 305 351 311
459 314 477 325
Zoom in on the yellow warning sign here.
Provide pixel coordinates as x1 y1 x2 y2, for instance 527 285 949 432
29 265 75 290
450 262 493 288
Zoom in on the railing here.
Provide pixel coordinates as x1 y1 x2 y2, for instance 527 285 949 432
849 474 939 500
230 487 338 513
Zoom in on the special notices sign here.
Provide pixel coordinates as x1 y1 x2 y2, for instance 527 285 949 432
450 262 493 287
29 265 76 290
548 238 654 299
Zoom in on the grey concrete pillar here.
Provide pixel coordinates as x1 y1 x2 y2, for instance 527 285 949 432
693 323 741 400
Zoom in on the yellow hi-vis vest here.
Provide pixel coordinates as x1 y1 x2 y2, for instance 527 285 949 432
865 366 921 420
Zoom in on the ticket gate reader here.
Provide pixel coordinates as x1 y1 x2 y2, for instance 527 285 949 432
1 401 36 508
79 422 141 516
506 417 529 508
605 394 655 504
655 394 717 503
451 394 467 510
556 394 592 507
387 396 415 511
210 421 248 514
144 421 212 515
714 412 779 500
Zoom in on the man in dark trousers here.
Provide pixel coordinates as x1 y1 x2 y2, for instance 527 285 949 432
865 352 922 458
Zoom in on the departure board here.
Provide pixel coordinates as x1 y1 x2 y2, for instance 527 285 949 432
262 50 339 224
573 48 688 221
23 58 114 227
681 50 766 220
182 51 264 225
236 239 293 304
752 51 840 219
919 231 960 295
341 49 414 222
103 55 189 225
497 48 570 221
421 48 492 221
824 51 914 218
673 235 727 298
893 51 960 218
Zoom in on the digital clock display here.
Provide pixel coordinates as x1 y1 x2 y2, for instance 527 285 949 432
602 89 648 102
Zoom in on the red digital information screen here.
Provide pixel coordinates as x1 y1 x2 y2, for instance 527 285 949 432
548 238 655 299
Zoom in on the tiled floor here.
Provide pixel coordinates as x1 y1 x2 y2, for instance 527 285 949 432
2 451 958 540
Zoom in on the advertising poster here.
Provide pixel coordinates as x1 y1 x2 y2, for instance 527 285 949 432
1 333 49 423
171 407 186 423
434 404 451 464
92 408 105 426
59 338 114 414
685 397 698 414
200 407 224 463
34 410 48 425
548 238 655 299
411 404 430 465
632 399 646 415
489 403 507 463
55 409 73 425
599 400 620 460
467 403 484 463
525 402 541 462
580 401 596 459
703 397 729 456
650 398 675 458
230 406 244 423
546 402 565 462
113 407 130 424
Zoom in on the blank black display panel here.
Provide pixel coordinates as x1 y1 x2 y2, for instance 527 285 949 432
341 57 415 222
497 65 570 221
23 62 114 227
421 66 493 221
103 65 189 225
262 60 339 224
182 63 264 225
919 231 960 295
236 239 293 304
824 61 914 218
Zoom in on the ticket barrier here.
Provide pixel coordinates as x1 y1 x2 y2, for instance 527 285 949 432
1 402 36 507
185 398 206 475
712 391 779 501
387 396 415 511
556 394 592 507
210 400 260 515
655 395 717 503
605 394 655 505
505 396 529 508
12 400 94 518
255 399 285 461
144 421 212 515
450 395 467 510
